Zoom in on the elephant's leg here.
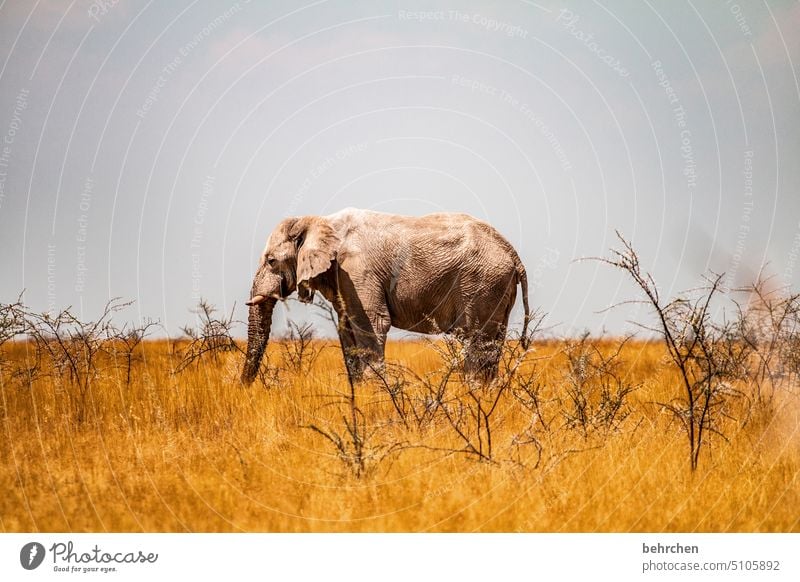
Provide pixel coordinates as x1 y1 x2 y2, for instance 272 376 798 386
334 301 390 383
463 300 511 382
336 315 364 383
346 300 391 379
334 266 391 381
464 331 502 382
463 283 516 382
363 305 391 377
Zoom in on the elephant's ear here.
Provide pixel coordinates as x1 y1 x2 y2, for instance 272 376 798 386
290 217 340 287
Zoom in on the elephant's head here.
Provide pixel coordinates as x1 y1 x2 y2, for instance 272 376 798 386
240 216 339 385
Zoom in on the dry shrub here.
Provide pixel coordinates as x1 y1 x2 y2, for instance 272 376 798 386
561 333 638 437
597 233 800 470
176 299 242 373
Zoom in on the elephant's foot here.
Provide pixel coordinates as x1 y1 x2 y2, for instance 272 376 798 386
342 347 385 385
463 338 503 384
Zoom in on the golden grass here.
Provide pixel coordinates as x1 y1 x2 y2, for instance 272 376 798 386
1 339 798 532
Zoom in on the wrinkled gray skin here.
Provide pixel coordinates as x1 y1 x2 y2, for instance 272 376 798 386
241 208 530 385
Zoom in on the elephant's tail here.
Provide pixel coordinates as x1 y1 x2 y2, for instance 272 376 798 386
515 259 531 350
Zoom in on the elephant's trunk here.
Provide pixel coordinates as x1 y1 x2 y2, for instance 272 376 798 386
240 297 276 385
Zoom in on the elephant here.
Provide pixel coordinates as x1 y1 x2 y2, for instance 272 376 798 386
240 208 531 385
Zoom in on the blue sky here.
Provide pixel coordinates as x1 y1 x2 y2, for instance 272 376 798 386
1 0 798 337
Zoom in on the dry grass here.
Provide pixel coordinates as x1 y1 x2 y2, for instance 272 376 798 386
1 338 798 532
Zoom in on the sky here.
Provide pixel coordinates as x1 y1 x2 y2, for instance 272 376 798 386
0 0 798 338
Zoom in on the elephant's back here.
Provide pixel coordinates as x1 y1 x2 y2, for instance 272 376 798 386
328 208 493 236
414 213 519 266
329 208 520 277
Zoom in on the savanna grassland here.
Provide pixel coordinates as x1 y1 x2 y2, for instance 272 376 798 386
1 333 798 533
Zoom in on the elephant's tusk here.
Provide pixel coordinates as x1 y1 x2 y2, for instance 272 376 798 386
245 294 267 306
